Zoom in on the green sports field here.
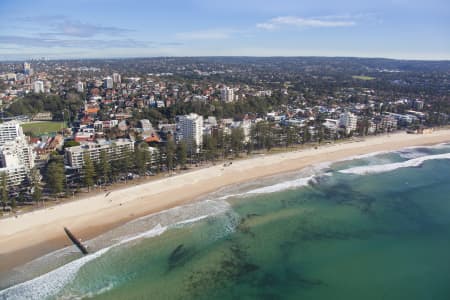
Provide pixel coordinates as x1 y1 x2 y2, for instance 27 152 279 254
21 121 66 136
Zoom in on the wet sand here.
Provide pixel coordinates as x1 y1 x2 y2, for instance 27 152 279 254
1 130 449 272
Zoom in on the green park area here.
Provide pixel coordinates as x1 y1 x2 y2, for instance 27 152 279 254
21 121 66 136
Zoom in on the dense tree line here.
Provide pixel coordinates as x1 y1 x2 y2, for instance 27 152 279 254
41 123 313 195
130 93 289 125
5 92 84 122
3 117 372 209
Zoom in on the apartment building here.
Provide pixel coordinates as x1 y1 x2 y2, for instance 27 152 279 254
176 113 203 153
339 111 358 134
65 139 134 169
0 122 35 187
220 86 234 103
0 121 22 146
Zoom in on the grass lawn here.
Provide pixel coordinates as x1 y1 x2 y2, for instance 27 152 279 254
21 121 66 136
352 75 375 80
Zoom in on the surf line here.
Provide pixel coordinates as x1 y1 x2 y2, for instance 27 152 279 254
64 227 89 255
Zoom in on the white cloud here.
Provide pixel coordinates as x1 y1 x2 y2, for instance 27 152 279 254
19 15 134 38
257 16 356 30
175 29 234 40
256 23 277 30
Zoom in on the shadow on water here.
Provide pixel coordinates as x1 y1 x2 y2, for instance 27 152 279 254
182 240 260 299
384 189 440 234
168 244 196 271
318 182 377 215
278 178 378 217
236 213 260 238
176 164 449 299
181 237 325 299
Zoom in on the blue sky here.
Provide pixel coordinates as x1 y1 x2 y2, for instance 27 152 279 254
0 0 449 60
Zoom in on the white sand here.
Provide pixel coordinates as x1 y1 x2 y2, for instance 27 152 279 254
1 129 449 269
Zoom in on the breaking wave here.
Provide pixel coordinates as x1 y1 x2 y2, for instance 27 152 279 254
0 224 166 300
339 153 450 175
0 199 234 300
216 164 332 201
244 175 324 194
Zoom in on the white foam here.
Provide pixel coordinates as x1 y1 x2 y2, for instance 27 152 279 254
218 173 330 201
0 224 167 300
335 143 450 164
118 223 167 245
339 153 450 175
80 281 115 299
397 149 427 159
173 215 210 226
337 150 390 162
246 175 316 194
217 164 332 200
0 199 234 300
406 143 450 150
397 143 450 159
128 199 229 225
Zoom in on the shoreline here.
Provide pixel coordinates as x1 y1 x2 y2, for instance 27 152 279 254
1 130 450 273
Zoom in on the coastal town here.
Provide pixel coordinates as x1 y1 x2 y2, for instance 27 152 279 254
0 57 449 212
2 0 450 296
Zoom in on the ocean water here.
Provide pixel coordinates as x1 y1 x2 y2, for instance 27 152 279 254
2 144 450 299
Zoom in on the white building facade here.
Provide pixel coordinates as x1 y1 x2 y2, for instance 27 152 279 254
176 113 203 153
65 139 134 169
0 121 35 187
221 87 234 103
339 112 358 134
0 121 23 146
76 81 84 93
112 73 121 84
33 80 44 93
104 77 113 89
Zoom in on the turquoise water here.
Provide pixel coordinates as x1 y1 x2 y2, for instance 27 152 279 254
2 144 450 299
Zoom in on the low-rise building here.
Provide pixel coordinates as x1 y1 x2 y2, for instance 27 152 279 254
32 112 53 121
322 119 339 139
231 119 252 142
377 115 398 132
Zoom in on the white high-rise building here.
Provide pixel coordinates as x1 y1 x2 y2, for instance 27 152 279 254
33 80 44 93
221 87 234 103
0 121 35 187
23 62 32 75
0 137 35 170
104 77 113 89
76 81 84 93
176 113 203 153
339 112 358 134
0 121 23 146
112 73 121 84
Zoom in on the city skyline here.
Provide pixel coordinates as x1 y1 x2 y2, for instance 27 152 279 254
0 0 449 61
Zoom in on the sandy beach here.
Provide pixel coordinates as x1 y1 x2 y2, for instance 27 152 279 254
1 129 450 272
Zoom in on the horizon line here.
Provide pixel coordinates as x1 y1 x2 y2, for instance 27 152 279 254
1 55 450 63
